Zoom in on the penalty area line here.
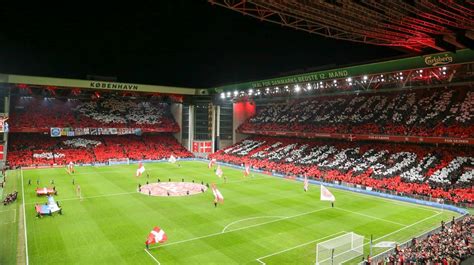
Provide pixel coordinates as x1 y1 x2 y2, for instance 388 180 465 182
144 248 161 265
256 231 347 265
222 216 286 233
149 207 332 250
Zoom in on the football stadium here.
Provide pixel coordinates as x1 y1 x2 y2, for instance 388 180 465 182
0 1 473 265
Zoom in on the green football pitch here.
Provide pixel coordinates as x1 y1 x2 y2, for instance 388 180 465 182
0 161 460 264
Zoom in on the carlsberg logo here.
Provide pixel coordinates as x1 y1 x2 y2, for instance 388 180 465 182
424 54 453 66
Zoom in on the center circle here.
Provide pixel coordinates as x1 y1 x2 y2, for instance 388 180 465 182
139 182 207 197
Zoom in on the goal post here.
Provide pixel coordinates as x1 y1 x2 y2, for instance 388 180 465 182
316 232 364 265
108 158 130 165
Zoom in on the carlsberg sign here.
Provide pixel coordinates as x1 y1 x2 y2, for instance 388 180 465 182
424 54 453 66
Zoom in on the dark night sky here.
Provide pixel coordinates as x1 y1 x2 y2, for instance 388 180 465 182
0 1 405 88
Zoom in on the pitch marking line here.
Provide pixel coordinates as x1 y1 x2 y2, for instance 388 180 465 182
144 248 161 264
256 231 347 265
21 168 30 265
148 207 332 249
334 207 408 227
367 211 442 247
25 191 138 205
222 216 286 233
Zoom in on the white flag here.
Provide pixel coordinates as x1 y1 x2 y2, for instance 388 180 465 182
168 155 177 164
320 185 335 201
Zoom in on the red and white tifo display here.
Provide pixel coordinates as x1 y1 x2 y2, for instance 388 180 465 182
139 182 207 197
210 136 474 204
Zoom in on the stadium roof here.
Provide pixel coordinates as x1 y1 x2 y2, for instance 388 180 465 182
209 0 474 52
0 1 471 88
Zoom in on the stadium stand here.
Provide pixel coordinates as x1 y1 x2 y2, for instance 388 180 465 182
7 133 192 167
382 216 473 264
239 86 474 138
9 94 179 132
209 136 474 204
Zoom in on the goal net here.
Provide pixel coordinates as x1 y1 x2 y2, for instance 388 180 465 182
316 232 364 265
108 158 130 165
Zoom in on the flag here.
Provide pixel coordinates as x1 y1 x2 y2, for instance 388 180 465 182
136 162 145 177
244 164 250 176
145 227 167 246
208 158 216 169
304 175 309 191
215 165 223 178
211 184 224 203
320 185 335 201
168 155 177 164
67 162 75 174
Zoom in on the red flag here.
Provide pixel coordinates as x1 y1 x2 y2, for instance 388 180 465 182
211 184 224 203
136 162 145 177
244 164 250 176
67 162 75 174
208 158 216 169
215 165 223 178
304 175 309 191
145 227 167 245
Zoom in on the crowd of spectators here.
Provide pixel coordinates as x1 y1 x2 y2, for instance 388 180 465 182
240 87 473 138
210 137 474 203
9 94 179 132
382 216 473 264
3 191 18 205
7 133 193 167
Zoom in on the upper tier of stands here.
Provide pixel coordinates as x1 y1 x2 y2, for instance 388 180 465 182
7 134 192 167
239 86 474 138
210 136 474 204
9 94 180 132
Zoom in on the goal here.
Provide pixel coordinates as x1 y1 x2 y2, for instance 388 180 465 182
316 232 364 265
108 158 130 165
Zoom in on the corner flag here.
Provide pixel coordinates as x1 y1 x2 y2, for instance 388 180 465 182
145 226 167 247
320 185 335 201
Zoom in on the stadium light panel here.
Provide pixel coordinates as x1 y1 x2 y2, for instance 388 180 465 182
363 75 368 80
220 93 225 99
295 85 301 92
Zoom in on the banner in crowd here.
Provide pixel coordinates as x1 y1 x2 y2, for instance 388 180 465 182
213 49 474 92
238 129 474 145
0 115 8 133
50 127 141 137
192 141 212 153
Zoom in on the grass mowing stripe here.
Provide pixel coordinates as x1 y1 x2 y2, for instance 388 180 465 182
149 207 332 249
368 211 442 245
334 207 408 227
25 191 138 205
20 168 29 265
256 231 347 264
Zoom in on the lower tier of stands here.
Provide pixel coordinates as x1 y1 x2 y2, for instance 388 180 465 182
382 216 472 264
7 133 193 167
209 136 474 204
